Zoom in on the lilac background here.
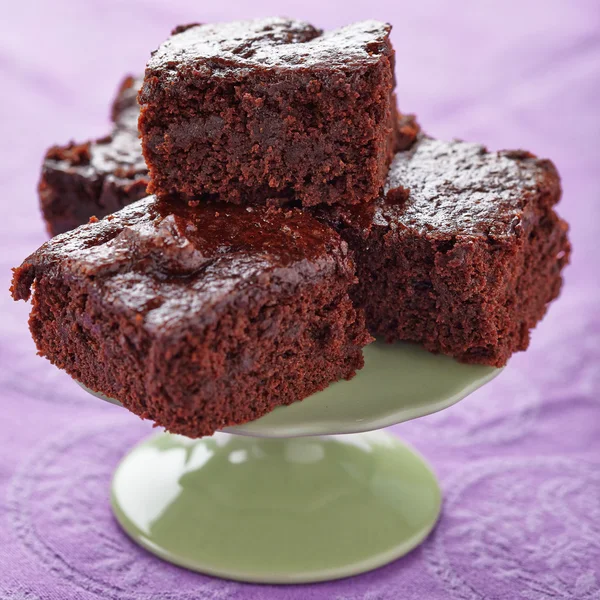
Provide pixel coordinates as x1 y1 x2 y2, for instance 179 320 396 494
1 1 599 599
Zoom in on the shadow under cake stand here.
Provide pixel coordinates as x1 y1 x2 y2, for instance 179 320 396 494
80 341 500 584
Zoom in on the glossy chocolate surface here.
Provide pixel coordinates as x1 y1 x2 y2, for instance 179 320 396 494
380 137 560 238
329 136 561 240
144 18 391 77
14 196 349 330
154 200 339 264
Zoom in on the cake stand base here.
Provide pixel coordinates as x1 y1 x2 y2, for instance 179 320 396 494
111 430 441 584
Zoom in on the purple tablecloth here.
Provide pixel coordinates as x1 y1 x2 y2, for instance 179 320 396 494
1 1 599 598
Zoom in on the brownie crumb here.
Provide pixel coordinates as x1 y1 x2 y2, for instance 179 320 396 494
39 75 148 236
315 134 570 367
12 196 372 437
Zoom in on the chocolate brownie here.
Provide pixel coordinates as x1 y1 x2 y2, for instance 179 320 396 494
39 76 149 236
138 18 400 207
316 131 570 367
12 196 371 437
110 75 143 129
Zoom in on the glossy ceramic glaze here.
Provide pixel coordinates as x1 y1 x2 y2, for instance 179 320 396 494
111 430 442 583
80 342 502 583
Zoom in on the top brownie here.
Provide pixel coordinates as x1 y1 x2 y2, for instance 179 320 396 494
139 18 400 207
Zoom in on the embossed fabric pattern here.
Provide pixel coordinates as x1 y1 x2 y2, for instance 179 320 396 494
1 1 599 599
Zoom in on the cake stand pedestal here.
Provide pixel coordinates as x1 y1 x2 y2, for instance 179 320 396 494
83 342 500 584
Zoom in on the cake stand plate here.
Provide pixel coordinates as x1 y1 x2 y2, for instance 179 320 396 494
83 342 501 583
111 430 440 583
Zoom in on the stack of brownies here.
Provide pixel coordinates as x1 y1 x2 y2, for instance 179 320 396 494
11 18 570 437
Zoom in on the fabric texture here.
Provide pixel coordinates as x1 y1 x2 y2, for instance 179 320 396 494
1 1 598 598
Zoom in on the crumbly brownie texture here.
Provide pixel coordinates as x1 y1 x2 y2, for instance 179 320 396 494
388 113 419 153
316 134 570 367
39 76 149 236
110 75 143 129
139 18 400 207
12 196 371 437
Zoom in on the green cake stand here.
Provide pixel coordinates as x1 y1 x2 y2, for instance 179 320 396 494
82 341 501 584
